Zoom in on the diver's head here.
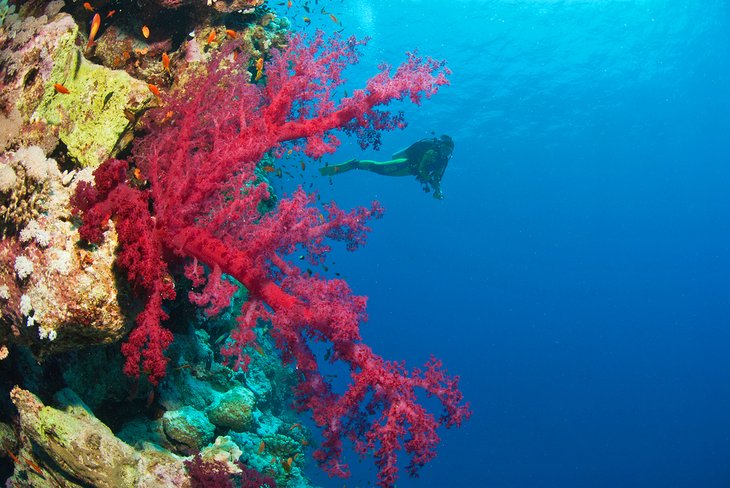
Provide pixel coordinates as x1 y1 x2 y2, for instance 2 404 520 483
439 135 454 157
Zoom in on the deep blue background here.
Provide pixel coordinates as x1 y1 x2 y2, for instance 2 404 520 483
276 1 730 486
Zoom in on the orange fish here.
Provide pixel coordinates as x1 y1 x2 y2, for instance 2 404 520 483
86 13 101 49
5 449 19 464
281 457 293 473
262 165 276 173
106 9 116 18
207 30 217 45
258 441 265 453
226 29 237 39
53 83 70 94
290 423 302 431
148 83 161 97
287 0 292 7
303 17 311 24
255 57 264 81
142 25 150 39
133 168 142 180
254 343 265 356
23 457 43 476
162 52 170 71
83 2 95 12
329 13 339 24
301 439 309 446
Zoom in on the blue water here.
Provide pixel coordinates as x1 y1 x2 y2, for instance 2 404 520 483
278 1 730 486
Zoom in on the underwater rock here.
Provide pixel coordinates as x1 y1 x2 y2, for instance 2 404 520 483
205 385 257 432
9 387 191 487
0 153 131 362
209 0 264 14
0 9 150 168
162 406 216 453
10 387 139 486
0 420 16 451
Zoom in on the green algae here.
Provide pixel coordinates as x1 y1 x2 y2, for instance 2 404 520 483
32 25 150 168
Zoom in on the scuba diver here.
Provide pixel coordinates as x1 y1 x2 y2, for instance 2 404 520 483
319 135 454 199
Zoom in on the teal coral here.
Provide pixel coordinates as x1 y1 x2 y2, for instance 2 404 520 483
205 386 257 432
162 406 216 452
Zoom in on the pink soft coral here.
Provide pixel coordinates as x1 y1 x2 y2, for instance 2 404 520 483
74 32 469 487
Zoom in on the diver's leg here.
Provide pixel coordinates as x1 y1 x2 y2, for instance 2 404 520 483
356 158 411 176
319 159 360 176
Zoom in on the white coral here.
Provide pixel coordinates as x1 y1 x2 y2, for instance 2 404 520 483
19 294 32 316
14 145 57 182
0 163 16 192
14 255 34 280
19 220 51 247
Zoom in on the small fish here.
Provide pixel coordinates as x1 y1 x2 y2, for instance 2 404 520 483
262 165 276 173
162 52 170 72
258 441 265 453
102 91 113 109
148 83 161 97
86 13 101 49
290 423 302 431
5 449 19 464
301 439 309 446
270 456 276 464
23 456 43 476
226 29 237 39
83 2 95 12
53 83 70 94
276 168 283 178
254 343 265 356
329 13 339 24
287 0 292 7
207 30 217 45
281 457 293 473
255 57 264 81
300 161 306 171
133 168 142 180
303 16 311 24
106 9 116 18
142 25 150 39
286 149 293 157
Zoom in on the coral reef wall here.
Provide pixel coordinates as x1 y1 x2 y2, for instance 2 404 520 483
0 1 468 487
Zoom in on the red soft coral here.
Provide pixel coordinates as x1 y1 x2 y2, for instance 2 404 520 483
74 31 468 486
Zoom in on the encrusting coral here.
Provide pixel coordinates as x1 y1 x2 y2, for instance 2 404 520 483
0 145 129 362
